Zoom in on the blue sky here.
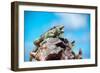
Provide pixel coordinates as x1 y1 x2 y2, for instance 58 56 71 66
24 11 90 61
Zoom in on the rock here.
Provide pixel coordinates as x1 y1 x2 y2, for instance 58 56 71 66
30 25 82 61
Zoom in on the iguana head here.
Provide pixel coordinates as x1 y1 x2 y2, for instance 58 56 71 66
56 25 64 33
47 25 64 38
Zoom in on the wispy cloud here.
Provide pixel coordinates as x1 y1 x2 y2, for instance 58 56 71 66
54 13 88 30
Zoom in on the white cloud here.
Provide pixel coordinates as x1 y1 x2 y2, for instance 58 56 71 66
55 13 87 29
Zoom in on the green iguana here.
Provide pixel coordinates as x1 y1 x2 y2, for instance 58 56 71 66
34 25 64 47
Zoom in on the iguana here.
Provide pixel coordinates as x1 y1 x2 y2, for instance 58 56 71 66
34 25 64 47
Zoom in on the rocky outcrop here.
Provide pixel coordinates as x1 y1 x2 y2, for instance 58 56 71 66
30 25 82 61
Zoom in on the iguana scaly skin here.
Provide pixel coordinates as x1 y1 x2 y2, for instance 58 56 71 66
34 25 64 47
